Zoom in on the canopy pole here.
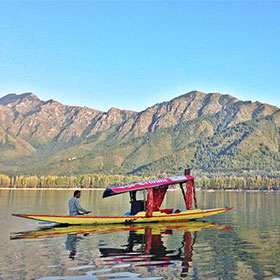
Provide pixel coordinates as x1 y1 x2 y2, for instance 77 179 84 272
181 167 191 209
184 168 195 209
193 185 198 209
143 189 146 211
180 183 187 208
184 168 191 175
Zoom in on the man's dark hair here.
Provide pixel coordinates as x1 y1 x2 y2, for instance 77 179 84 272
73 190 81 197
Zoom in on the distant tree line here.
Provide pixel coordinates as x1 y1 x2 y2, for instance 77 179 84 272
196 176 280 190
0 174 149 188
0 173 279 190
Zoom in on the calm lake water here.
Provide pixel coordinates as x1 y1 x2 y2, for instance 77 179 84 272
0 189 280 280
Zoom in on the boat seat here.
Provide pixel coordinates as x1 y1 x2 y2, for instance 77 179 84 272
130 200 145 215
160 209 174 214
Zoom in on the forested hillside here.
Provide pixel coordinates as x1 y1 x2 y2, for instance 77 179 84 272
0 91 279 177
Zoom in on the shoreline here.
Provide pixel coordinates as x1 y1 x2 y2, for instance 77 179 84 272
0 187 278 192
0 187 106 191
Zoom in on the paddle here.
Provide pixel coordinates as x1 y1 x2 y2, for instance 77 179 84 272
78 211 91 215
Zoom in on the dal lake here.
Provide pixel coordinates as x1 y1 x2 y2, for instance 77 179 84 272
0 189 280 280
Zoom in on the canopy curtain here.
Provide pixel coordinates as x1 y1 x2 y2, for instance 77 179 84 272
146 186 168 217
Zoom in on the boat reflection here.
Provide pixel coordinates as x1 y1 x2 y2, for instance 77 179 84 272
10 221 231 276
101 226 198 277
10 221 231 240
99 222 231 277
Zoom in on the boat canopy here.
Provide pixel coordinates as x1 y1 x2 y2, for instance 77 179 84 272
103 175 194 198
103 174 196 216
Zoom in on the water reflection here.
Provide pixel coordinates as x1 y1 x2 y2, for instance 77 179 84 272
66 234 78 259
66 232 90 260
100 227 198 278
4 190 280 279
10 221 229 240
10 221 230 278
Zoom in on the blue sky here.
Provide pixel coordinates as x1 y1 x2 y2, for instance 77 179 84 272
0 1 279 112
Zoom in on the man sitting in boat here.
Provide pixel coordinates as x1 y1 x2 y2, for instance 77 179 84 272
68 190 91 216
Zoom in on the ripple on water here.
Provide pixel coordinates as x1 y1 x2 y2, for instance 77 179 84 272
4 190 280 280
36 268 163 280
68 264 96 271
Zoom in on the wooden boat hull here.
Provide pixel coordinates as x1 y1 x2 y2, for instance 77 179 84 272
13 207 232 225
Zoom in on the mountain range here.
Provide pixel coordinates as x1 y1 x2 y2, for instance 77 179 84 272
0 91 279 177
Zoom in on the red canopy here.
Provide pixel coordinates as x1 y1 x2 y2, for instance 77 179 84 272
103 175 194 198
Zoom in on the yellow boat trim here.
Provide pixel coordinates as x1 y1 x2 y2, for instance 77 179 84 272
13 207 232 225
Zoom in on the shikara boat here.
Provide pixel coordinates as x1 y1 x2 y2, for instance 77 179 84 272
12 170 232 225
